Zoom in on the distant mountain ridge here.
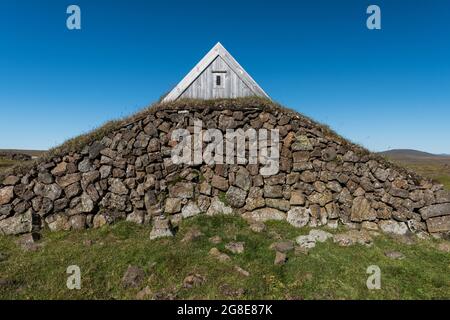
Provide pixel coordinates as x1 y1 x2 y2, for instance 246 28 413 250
379 149 450 160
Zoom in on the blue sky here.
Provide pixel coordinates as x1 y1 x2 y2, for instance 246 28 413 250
0 0 449 153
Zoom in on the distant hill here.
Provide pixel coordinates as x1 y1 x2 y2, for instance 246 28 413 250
379 149 450 190
0 149 46 159
379 149 450 161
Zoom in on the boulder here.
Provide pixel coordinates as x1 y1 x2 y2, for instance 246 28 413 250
295 235 316 249
265 198 290 212
435 190 450 204
109 178 129 195
45 213 70 232
198 181 212 195
206 197 233 216
16 233 41 252
300 171 317 183
225 242 245 254
211 175 229 191
244 196 265 211
89 141 105 160
286 207 310 228
56 173 81 188
169 182 194 198
374 168 389 182
322 147 337 162
0 209 35 235
291 135 313 151
225 186 247 208
126 211 145 224
426 216 450 233
68 193 94 215
0 186 14 205
99 165 112 179
270 240 295 253
419 203 450 220
333 230 373 247
150 217 174 240
351 197 376 222
384 251 405 260
64 184 81 201
308 191 333 207
81 171 100 189
309 229 333 242
290 191 305 206
378 220 408 235
181 202 201 218
243 208 286 222
2 175 20 186
37 172 54 184
263 185 283 198
164 198 182 214
122 265 145 288
0 204 12 216
69 215 86 230
51 162 67 176
361 221 378 231
93 210 126 228
234 167 251 191
78 159 93 173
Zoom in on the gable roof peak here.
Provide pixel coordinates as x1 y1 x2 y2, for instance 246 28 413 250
162 42 270 102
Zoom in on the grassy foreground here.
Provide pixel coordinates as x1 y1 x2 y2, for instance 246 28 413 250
0 215 449 300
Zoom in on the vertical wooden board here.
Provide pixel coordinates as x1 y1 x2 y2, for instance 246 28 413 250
179 56 254 100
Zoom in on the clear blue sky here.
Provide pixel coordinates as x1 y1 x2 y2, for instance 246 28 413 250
1 0 449 153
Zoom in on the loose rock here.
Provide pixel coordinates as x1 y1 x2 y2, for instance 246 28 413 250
122 265 145 288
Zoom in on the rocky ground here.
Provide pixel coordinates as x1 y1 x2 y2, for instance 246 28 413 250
0 215 449 300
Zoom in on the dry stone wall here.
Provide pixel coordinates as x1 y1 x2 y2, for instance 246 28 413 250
1 100 450 237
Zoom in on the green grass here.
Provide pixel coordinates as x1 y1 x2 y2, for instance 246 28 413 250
1 215 449 300
437 175 450 191
0 158 24 174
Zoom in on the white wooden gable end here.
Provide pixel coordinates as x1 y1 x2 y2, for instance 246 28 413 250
162 42 270 102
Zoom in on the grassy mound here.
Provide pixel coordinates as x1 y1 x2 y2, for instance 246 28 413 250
0 215 449 300
1 97 429 187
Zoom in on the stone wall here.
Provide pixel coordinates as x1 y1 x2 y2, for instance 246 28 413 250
1 100 449 237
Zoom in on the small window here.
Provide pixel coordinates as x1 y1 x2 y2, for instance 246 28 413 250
213 71 226 88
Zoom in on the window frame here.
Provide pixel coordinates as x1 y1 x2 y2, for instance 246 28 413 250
212 71 226 89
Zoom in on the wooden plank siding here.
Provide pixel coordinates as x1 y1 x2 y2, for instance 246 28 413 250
179 56 254 100
162 42 270 102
